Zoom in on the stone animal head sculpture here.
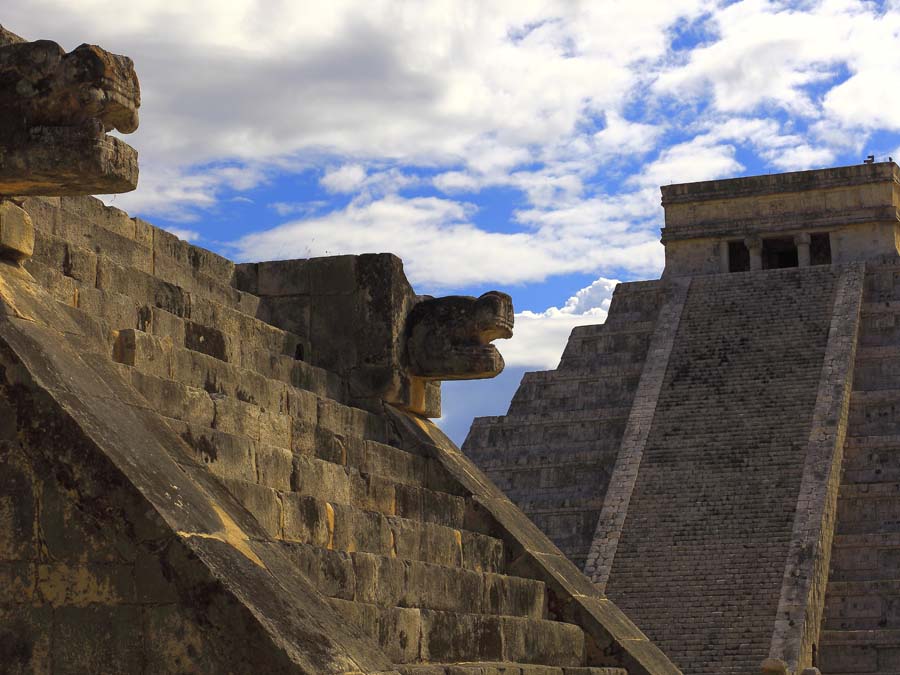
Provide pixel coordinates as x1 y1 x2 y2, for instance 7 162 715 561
0 27 140 196
406 291 514 380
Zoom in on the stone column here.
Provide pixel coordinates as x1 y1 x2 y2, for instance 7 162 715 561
745 236 763 271
720 240 731 273
795 232 811 267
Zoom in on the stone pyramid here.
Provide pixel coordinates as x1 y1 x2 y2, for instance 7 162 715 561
465 162 900 674
0 27 677 675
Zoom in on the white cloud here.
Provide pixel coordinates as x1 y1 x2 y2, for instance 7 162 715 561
502 277 619 369
231 194 663 288
321 164 367 193
164 227 200 242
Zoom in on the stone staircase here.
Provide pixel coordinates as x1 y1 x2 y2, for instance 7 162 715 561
820 264 900 674
463 281 664 569
5 195 667 674
600 267 840 674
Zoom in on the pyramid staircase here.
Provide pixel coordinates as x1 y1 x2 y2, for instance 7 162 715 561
0 195 678 674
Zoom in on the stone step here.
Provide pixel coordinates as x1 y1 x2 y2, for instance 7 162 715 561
220 476 504 572
466 443 619 472
854 353 900 391
819 629 900 674
328 600 585 666
842 436 900 483
465 417 629 450
836 493 900 534
824 579 900 630
161 415 466 526
398 666 624 675
29 198 241 290
830 533 900 581
848 389 900 436
27 262 340 402
282 541 546 620
30 223 258 317
507 371 641 415
125 369 462 499
117 326 337 405
27 195 238 288
558 330 652 360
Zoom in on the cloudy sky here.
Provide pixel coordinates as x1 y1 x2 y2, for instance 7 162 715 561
7 0 900 443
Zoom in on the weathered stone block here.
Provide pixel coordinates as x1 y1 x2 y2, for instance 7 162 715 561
0 201 34 262
281 493 332 547
292 454 351 504
256 443 293 491
112 329 172 378
257 259 310 296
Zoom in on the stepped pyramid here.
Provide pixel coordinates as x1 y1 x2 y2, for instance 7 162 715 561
464 162 900 674
0 27 677 675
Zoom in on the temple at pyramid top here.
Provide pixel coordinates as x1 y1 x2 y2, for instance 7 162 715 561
660 161 900 276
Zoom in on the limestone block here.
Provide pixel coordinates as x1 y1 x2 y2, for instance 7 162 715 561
176 423 257 484
483 572 545 620
281 493 332 547
284 543 356 600
420 610 502 662
112 329 172 379
256 443 293 491
351 552 406 607
129 371 214 428
0 201 34 262
404 560 483 615
350 473 397 515
211 394 260 439
390 518 461 568
257 259 310 296
292 454 352 505
331 503 392 555
218 478 282 539
258 409 291 449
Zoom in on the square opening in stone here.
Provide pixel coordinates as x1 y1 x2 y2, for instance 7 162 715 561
762 237 798 269
728 240 750 272
810 232 832 265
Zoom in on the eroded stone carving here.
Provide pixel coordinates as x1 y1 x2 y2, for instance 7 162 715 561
0 27 140 196
406 291 514 379
236 255 514 417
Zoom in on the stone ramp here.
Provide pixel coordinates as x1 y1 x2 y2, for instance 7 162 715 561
594 267 843 673
819 264 900 674
463 281 665 569
0 194 679 673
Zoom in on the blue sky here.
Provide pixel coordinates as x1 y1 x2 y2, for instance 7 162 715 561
7 0 900 443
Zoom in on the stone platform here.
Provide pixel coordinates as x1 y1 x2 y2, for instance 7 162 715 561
0 194 678 674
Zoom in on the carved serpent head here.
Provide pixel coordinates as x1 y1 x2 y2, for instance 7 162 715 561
0 40 140 136
405 291 514 380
